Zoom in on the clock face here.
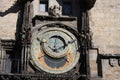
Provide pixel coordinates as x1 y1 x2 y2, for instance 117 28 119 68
31 27 80 74
42 30 69 58
48 36 65 53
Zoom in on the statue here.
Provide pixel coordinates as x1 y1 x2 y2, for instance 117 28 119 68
49 5 61 17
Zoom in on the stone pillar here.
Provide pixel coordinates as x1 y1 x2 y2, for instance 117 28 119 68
0 39 2 72
89 49 98 79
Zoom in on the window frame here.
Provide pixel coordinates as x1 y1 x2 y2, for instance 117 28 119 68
32 0 49 18
39 0 48 12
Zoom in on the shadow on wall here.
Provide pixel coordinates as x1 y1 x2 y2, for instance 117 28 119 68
0 1 21 17
84 0 96 10
0 0 24 43
0 1 24 71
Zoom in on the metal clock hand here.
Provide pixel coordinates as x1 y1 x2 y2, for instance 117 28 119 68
57 39 76 50
48 46 58 52
68 39 76 44
54 37 57 49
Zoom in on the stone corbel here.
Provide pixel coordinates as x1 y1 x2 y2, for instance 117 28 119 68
118 59 120 66
109 58 118 67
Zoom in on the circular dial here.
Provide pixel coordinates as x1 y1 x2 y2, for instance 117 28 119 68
48 36 65 53
31 27 80 74
42 30 69 58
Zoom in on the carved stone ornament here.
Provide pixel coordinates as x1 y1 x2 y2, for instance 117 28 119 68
109 58 118 67
49 5 61 17
118 59 120 66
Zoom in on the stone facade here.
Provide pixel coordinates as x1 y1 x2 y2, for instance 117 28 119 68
0 0 18 39
89 0 120 54
89 0 120 80
0 0 120 80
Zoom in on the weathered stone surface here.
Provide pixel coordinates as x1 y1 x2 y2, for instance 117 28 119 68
102 60 120 80
89 0 120 80
89 0 120 54
0 0 18 39
0 0 120 80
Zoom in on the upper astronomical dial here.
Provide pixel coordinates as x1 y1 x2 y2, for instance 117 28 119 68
31 27 80 74
42 30 69 58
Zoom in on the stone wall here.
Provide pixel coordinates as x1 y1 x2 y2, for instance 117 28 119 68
0 0 18 39
0 0 120 80
89 0 120 80
89 0 120 54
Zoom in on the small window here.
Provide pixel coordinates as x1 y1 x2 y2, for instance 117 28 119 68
62 2 72 15
40 1 48 12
